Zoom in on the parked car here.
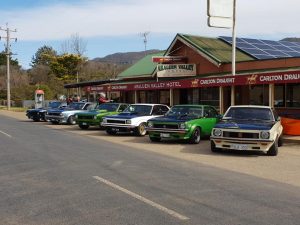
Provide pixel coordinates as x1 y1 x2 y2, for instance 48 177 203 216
26 101 67 122
147 105 220 144
75 103 129 129
45 102 95 124
101 104 170 136
210 105 283 156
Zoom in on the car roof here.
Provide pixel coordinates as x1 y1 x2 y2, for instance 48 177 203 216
130 103 168 106
229 105 271 109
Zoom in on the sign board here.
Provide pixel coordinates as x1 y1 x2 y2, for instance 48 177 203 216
156 64 196 78
207 0 233 28
152 56 186 63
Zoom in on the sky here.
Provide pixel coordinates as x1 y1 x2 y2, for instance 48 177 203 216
0 0 299 69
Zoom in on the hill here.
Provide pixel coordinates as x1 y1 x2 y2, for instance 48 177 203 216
92 49 163 65
280 38 300 42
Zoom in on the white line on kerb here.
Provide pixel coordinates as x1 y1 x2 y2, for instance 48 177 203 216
93 176 189 221
0 130 12 138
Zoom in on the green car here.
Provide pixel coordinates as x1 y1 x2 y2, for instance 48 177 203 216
75 103 129 129
146 105 221 144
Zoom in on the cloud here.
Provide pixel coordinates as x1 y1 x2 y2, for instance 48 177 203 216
0 0 299 41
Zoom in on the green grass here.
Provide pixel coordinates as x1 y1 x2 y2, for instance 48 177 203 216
0 106 28 112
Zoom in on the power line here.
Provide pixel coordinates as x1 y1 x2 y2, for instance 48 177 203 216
0 23 17 110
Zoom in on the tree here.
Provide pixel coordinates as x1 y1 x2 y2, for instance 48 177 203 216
61 33 87 56
0 52 19 67
50 53 87 81
31 45 57 67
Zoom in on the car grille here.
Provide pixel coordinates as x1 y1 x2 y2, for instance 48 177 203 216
153 124 179 129
78 115 94 120
223 131 259 139
107 119 126 124
48 112 60 116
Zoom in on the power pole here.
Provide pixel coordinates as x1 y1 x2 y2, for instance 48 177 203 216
0 23 17 110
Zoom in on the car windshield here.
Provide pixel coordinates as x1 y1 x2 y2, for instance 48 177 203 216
166 106 203 118
94 103 119 112
123 105 152 116
49 102 61 108
223 107 274 121
68 102 85 110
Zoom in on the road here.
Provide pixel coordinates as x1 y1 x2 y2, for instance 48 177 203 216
0 114 300 225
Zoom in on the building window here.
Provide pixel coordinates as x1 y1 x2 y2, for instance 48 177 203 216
249 84 269 106
199 87 219 108
275 84 300 108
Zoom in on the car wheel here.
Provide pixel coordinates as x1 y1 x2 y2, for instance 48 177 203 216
68 115 76 125
189 127 201 144
210 141 221 153
149 136 161 142
135 123 147 136
79 124 89 130
106 128 117 135
278 134 283 147
267 138 279 156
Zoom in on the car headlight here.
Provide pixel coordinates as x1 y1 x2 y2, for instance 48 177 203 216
179 123 186 129
60 113 64 116
260 131 270 139
75 114 78 119
148 121 153 128
213 128 222 137
103 118 107 123
93 115 97 120
126 120 131 124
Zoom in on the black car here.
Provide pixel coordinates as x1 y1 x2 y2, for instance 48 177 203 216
26 101 67 122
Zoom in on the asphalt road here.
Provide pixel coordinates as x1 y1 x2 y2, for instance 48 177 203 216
1 114 300 225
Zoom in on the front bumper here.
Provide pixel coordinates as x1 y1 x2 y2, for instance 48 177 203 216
45 115 67 123
101 123 137 132
147 128 190 140
210 136 274 151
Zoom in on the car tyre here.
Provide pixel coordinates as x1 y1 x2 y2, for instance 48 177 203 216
68 115 76 125
278 134 283 147
149 136 161 142
189 127 201 144
106 128 117 135
210 141 221 153
79 124 89 130
267 138 279 156
135 123 147 136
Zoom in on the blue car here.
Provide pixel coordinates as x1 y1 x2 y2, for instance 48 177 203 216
26 101 66 122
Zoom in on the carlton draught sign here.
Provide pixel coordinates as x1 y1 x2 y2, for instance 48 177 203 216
156 64 196 78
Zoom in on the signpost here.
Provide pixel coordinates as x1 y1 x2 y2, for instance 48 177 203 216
207 0 236 106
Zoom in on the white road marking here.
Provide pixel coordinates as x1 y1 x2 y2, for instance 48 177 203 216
0 130 12 138
93 176 189 221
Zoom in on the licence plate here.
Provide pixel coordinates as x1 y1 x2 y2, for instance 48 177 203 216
112 128 120 132
160 133 170 138
82 122 87 125
231 144 248 150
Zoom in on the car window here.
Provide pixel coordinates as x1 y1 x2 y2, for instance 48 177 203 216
96 103 120 111
224 107 274 121
123 105 152 116
118 104 128 112
152 106 164 115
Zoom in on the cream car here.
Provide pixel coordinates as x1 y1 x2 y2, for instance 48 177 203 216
210 105 283 156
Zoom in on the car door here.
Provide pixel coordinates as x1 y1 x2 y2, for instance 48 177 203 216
202 106 219 135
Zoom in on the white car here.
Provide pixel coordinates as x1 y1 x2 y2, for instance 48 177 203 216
210 105 283 156
101 104 170 136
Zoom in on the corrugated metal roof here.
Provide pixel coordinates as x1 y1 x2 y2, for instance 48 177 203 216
117 51 165 79
179 34 254 63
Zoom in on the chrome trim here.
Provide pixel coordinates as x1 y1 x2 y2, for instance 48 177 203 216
146 128 187 133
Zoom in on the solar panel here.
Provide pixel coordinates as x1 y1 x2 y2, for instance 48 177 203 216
219 36 300 59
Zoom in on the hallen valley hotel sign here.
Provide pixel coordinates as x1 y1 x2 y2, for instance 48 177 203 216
87 71 300 92
156 64 196 77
